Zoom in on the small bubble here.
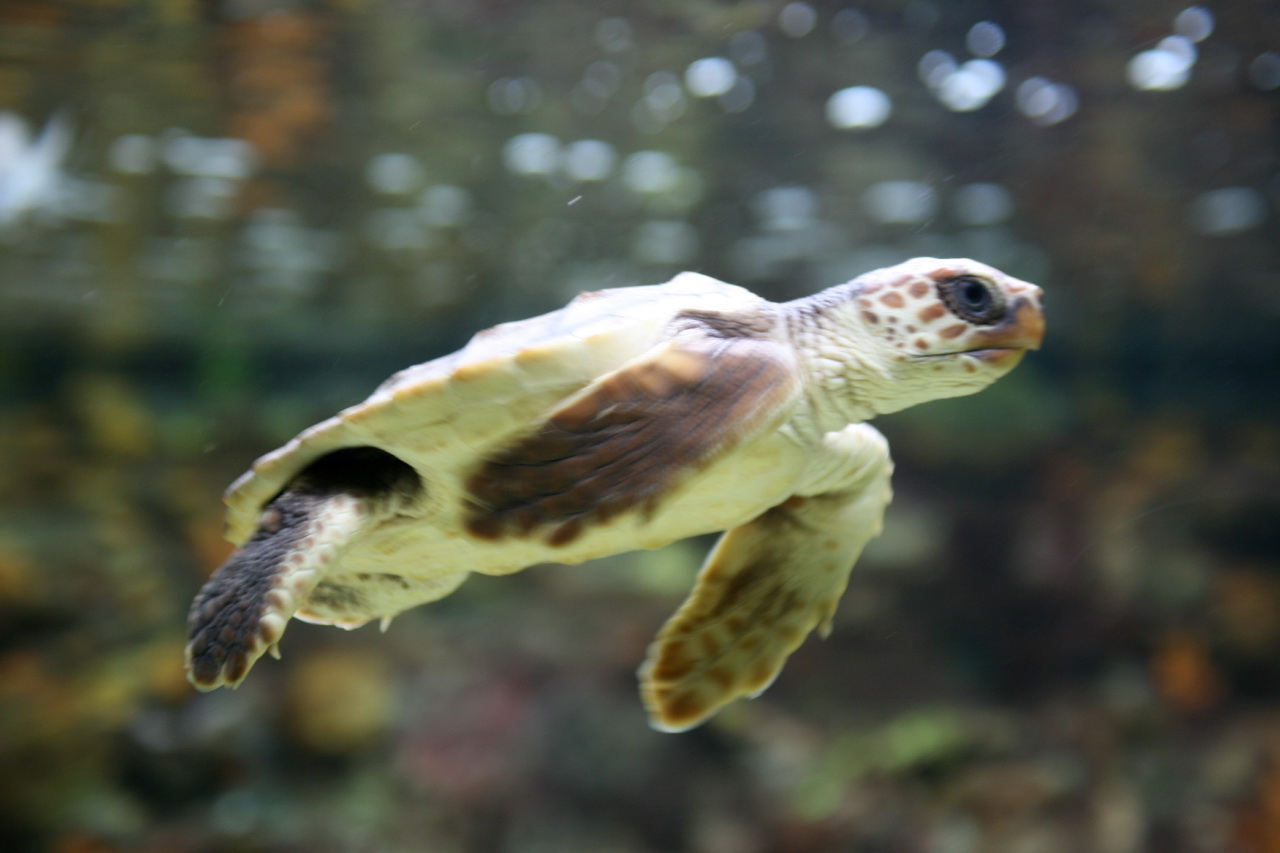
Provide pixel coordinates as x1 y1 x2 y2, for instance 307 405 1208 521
778 3 817 38
1173 7 1214 42
965 21 1005 58
1128 48 1192 90
826 86 892 129
685 57 737 98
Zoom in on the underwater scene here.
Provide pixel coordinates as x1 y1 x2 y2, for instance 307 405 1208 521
1 0 1278 850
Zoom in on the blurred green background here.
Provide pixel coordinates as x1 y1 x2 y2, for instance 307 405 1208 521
1 1 1278 851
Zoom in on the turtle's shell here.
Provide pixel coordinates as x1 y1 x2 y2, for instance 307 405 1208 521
221 272 811 626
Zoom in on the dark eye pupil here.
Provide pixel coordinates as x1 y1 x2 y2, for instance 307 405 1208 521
962 280 989 309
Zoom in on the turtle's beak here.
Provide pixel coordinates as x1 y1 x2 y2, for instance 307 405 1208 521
974 290 1045 350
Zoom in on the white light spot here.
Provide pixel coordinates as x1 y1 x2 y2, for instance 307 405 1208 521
1016 77 1078 126
1173 7 1214 42
953 183 1013 225
108 134 156 174
918 50 957 88
632 220 699 265
832 10 869 44
685 57 737 98
729 31 767 66
1191 187 1267 235
622 150 680 194
826 86 892 129
779 3 817 38
1251 53 1280 90
864 181 936 224
503 133 560 175
754 186 818 231
936 60 1005 111
966 21 1005 58
418 185 472 227
1128 47 1193 91
563 139 616 181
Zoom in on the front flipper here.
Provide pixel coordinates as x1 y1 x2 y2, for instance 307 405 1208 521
185 490 373 690
466 313 802 546
640 424 894 731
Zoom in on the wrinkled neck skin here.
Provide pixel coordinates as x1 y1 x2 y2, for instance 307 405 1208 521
782 282 889 438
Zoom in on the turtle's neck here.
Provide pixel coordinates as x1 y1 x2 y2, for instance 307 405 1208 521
781 282 895 435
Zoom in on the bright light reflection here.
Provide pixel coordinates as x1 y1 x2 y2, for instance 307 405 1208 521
1128 47 1193 90
503 133 560 175
623 151 680 194
826 86 891 129
685 57 737 98
563 139 616 181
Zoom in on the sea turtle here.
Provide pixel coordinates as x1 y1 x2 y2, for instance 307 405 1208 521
186 257 1044 731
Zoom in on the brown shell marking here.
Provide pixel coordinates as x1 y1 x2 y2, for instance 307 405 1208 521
464 326 798 547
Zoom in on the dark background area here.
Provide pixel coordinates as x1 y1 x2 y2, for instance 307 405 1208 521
0 1 1278 850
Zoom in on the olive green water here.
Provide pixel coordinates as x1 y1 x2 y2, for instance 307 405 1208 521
1 1 1278 851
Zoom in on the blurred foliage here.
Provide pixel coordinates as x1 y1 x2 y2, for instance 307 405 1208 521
1 0 1279 851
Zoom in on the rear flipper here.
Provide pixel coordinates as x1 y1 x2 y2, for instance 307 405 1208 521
185 491 372 690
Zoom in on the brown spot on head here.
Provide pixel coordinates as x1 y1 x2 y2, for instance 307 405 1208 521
860 281 883 295
939 323 968 340
860 310 880 325
914 337 930 350
918 303 947 324
879 291 906 309
908 279 930 298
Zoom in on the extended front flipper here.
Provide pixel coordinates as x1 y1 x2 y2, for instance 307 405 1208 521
640 424 894 731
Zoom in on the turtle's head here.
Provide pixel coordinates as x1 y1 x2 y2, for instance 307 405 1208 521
825 257 1045 416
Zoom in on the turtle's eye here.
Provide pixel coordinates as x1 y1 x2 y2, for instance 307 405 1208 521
938 275 1005 325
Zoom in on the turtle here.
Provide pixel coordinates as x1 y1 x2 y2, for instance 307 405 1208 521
186 256 1044 731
